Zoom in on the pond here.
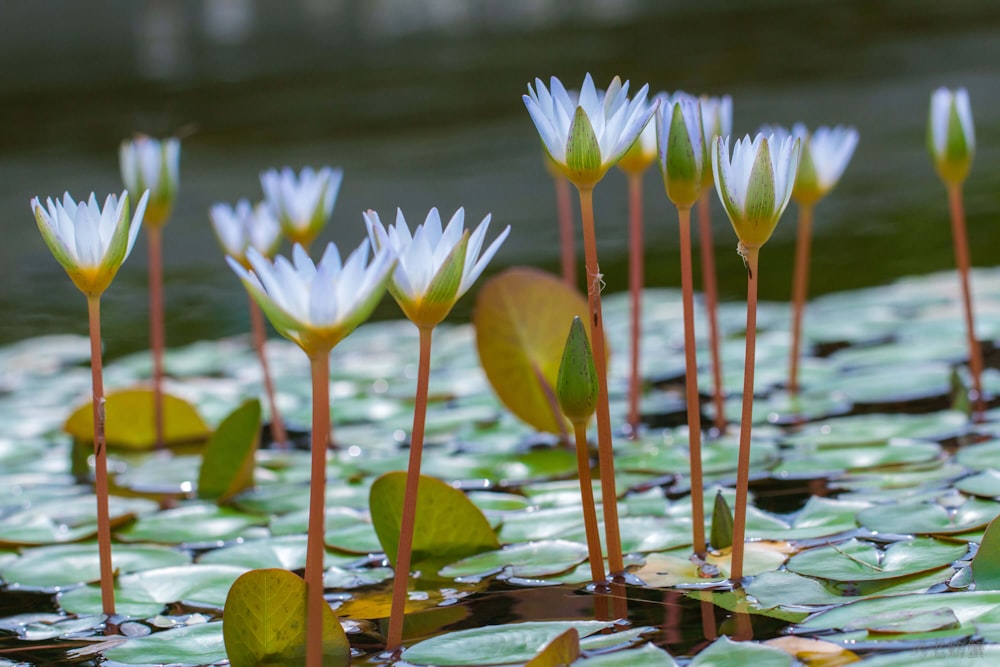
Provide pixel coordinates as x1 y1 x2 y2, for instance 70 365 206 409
3 0 1000 357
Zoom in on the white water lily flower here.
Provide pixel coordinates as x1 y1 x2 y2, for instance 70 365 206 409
364 207 510 329
32 190 149 297
524 73 657 188
657 92 705 209
260 166 343 248
210 199 282 267
119 136 180 227
713 133 801 252
762 123 858 204
227 241 396 354
928 87 974 185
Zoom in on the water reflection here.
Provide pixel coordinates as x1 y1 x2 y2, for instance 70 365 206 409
3 0 1000 357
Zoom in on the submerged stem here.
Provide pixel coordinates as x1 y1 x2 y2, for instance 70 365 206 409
249 295 288 447
386 325 434 652
571 421 606 586
577 186 624 577
555 176 577 288
678 206 706 554
697 192 726 432
947 184 985 420
86 295 115 617
730 246 760 582
627 172 644 438
788 203 814 395
306 350 331 667
147 226 165 449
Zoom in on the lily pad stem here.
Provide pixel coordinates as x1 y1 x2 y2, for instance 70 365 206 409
386 325 434 651
697 191 726 432
306 348 331 667
947 184 985 420
147 226 165 449
248 294 288 447
730 245 760 582
577 186 624 577
86 295 115 617
678 206 706 554
627 171 644 438
788 202 814 395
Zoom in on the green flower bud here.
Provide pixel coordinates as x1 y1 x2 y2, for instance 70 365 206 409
556 317 599 425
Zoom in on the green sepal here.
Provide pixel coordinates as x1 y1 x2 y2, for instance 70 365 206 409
556 317 599 425
792 138 823 204
565 106 603 188
664 103 703 209
740 138 778 247
710 490 734 550
396 231 469 328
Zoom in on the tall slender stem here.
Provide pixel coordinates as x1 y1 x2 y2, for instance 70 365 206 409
697 192 726 432
555 176 576 288
386 325 434 651
249 295 288 447
788 203 814 395
678 206 706 554
577 186 624 576
147 226 165 448
86 295 115 617
571 421 606 585
626 172 644 438
730 247 759 582
306 350 331 667
947 184 985 419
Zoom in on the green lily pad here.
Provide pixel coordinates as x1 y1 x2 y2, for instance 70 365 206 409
573 642 678 666
853 645 1000 666
0 496 158 547
58 564 248 617
688 636 792 667
745 497 870 541
857 495 1000 535
115 502 268 545
773 439 942 477
439 540 590 579
270 506 382 554
223 568 350 666
746 567 954 609
197 535 358 570
102 621 227 665
972 515 1000 590
617 437 778 478
633 542 788 586
403 620 614 665
197 399 260 502
525 627 579 667
559 516 693 554
0 543 190 590
786 537 966 582
369 472 499 572
781 411 968 448
956 439 1000 471
822 363 951 405
956 469 1000 498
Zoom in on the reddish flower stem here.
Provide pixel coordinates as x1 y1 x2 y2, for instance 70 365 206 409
730 246 759 582
697 192 726 431
386 325 434 651
248 295 288 447
571 421 606 585
678 206 706 554
577 186 624 577
147 226 165 448
788 203 814 395
947 184 985 420
86 295 115 617
626 172 644 438
306 350 331 667
555 176 576 288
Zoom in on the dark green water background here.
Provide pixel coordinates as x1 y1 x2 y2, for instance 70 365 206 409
3 0 1000 357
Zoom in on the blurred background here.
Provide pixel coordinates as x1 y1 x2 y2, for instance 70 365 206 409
3 0 1000 357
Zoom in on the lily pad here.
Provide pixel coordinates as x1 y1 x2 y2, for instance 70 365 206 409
439 540 590 579
197 399 260 502
786 537 966 582
102 621 227 665
403 620 614 665
857 495 1000 535
115 502 268 545
573 642 678 666
689 636 792 667
64 388 211 450
0 543 190 590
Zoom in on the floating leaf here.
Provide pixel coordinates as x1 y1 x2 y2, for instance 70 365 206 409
762 636 859 665
633 542 789 587
525 628 579 667
786 537 965 582
857 495 1000 535
473 267 591 434
369 472 499 572
403 620 613 666
689 636 793 667
574 642 679 666
0 496 158 547
198 399 260 501
115 502 268 545
972 515 1000 590
64 388 211 450
102 622 227 665
439 540 589 579
0 543 189 590
223 568 350 666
